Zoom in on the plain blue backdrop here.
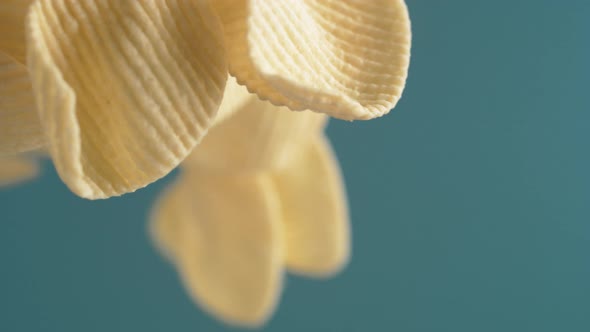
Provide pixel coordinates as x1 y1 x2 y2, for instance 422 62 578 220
2 1 590 331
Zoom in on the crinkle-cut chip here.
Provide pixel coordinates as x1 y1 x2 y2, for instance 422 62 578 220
186 79 328 173
175 170 283 327
0 52 45 154
0 156 39 187
0 0 34 63
213 0 411 120
272 135 350 277
26 0 227 199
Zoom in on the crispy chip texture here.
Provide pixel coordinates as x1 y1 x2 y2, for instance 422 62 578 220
214 0 411 120
27 0 227 198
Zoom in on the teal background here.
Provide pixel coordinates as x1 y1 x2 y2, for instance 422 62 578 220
1 0 590 331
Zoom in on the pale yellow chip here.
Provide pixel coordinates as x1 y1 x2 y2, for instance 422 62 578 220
0 0 33 63
0 51 45 154
186 78 328 173
171 170 284 327
150 170 284 326
149 176 187 264
272 135 350 277
0 155 40 187
213 76 253 125
26 0 228 199
213 0 412 120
